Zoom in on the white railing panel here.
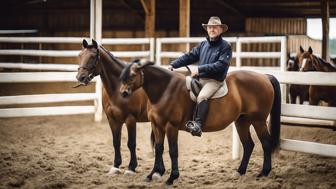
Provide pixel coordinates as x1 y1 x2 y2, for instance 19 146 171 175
0 72 98 83
282 104 336 120
280 139 336 157
0 93 97 105
158 37 237 44
0 63 78 71
281 116 336 126
0 50 150 58
111 51 150 57
240 52 281 58
0 106 96 118
102 38 152 45
239 36 284 43
0 50 80 57
0 37 86 43
229 68 336 86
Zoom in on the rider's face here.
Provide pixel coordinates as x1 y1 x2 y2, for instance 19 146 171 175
207 25 223 39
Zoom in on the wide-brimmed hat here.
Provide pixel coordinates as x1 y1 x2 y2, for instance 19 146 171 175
202 16 228 32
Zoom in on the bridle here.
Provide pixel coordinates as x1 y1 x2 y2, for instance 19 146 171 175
73 48 100 88
299 54 314 72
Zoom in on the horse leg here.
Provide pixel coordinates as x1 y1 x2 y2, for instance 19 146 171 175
146 124 166 181
309 86 319 105
235 118 254 176
252 120 272 177
124 118 137 175
299 95 304 104
106 118 123 175
290 95 297 104
165 124 179 185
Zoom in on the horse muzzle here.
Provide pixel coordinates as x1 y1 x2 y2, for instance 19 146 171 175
121 91 130 98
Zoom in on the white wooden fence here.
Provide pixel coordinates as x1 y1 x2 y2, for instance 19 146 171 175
230 69 336 158
1 36 335 158
0 37 154 121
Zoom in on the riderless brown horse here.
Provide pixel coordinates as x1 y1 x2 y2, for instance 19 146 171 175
119 59 281 185
76 39 155 175
286 54 309 104
298 46 336 106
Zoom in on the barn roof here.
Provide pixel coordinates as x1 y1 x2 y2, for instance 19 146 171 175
1 0 335 34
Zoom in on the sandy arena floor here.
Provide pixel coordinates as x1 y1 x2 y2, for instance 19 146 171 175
0 115 335 189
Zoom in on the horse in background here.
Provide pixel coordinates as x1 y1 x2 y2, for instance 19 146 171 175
297 46 336 107
76 39 154 176
286 54 309 104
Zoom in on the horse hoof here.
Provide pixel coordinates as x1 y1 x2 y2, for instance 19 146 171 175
106 167 122 176
257 172 268 178
233 172 242 179
152 172 162 181
124 170 136 176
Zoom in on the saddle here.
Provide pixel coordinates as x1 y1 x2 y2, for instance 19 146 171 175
185 76 228 102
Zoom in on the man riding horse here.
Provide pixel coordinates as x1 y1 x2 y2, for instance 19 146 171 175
168 16 232 137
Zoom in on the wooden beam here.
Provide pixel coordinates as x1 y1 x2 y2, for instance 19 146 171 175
179 0 190 37
140 0 155 37
321 0 330 62
216 0 244 17
140 0 149 14
179 0 190 51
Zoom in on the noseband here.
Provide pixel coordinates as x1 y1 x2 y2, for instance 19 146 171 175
78 48 100 80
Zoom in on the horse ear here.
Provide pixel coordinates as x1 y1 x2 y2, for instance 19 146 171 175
138 59 154 67
308 46 313 54
82 39 88 48
299 46 304 53
92 39 98 49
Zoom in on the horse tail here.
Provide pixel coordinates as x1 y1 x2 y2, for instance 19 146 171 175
267 74 281 153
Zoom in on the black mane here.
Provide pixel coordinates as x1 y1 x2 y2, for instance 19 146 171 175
119 62 133 81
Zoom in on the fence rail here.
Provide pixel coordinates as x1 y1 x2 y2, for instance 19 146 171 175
0 36 335 159
0 37 155 121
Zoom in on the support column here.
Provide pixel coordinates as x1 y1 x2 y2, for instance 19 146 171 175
141 0 156 37
321 0 330 62
179 0 190 51
90 0 103 122
90 0 102 43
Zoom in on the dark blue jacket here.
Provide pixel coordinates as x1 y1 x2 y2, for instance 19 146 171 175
170 36 232 81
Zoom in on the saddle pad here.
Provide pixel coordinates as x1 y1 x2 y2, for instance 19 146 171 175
185 76 228 102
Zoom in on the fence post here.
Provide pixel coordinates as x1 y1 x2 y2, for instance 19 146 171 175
236 38 241 68
232 123 240 160
91 0 103 122
155 38 161 65
150 38 155 62
280 36 287 103
232 37 241 160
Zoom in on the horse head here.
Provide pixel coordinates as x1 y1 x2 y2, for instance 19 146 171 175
119 59 154 97
298 46 316 72
75 39 101 87
286 54 299 71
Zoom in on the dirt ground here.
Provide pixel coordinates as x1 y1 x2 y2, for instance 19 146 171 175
0 115 335 189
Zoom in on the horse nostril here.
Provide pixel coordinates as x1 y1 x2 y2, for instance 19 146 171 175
122 91 129 97
79 75 86 82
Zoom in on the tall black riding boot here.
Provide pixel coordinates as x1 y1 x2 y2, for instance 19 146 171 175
185 100 209 137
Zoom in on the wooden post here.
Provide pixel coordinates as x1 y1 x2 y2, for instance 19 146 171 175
141 0 156 37
321 0 330 62
90 0 103 122
179 0 190 52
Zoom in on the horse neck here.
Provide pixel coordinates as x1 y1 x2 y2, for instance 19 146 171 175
98 46 125 92
142 66 174 104
314 56 336 72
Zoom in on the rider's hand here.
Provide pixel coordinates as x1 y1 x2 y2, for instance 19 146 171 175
191 69 199 78
168 65 174 71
